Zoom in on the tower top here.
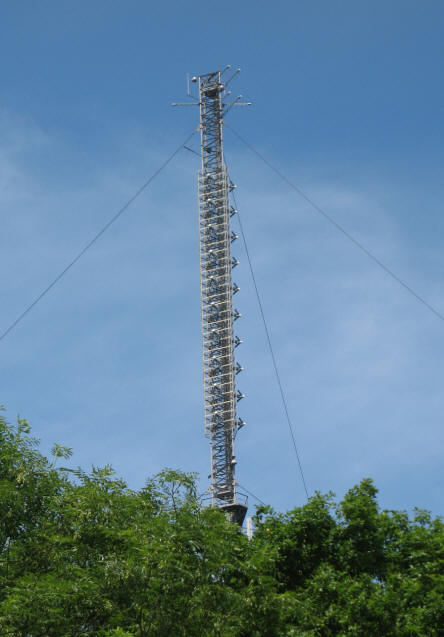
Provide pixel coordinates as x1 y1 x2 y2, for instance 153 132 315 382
172 66 251 111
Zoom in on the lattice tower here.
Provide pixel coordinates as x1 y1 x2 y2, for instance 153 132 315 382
197 70 247 526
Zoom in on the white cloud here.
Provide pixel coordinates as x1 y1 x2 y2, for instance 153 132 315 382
1 115 443 518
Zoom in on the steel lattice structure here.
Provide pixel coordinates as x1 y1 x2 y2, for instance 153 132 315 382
197 70 247 525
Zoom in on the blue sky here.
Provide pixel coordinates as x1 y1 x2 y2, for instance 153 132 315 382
1 1 444 517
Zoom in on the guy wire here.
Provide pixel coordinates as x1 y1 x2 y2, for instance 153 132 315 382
225 123 444 324
230 187 310 501
0 128 199 343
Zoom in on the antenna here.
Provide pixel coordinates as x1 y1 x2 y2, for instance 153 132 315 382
174 67 250 525
197 68 250 525
224 67 242 89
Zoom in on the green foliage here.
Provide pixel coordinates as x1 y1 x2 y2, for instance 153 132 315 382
253 479 444 636
0 408 442 636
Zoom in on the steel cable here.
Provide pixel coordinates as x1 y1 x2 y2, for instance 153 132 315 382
225 123 444 324
230 187 310 501
0 128 199 343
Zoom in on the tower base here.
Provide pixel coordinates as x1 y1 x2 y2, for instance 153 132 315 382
220 502 248 526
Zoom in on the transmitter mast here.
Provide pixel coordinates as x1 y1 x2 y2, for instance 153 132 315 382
196 69 248 525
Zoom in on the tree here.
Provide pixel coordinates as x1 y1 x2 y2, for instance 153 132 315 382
0 411 276 636
0 409 442 636
253 479 444 636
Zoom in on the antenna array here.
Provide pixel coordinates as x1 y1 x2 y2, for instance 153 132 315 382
197 69 247 525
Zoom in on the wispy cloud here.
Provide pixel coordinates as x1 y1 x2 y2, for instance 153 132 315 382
1 115 443 517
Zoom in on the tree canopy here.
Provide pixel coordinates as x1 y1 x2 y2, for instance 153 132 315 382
0 409 442 636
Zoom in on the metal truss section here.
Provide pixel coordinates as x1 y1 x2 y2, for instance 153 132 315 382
198 70 247 526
